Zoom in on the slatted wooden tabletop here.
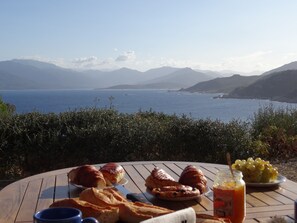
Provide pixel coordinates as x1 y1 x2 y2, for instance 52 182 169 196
0 161 296 223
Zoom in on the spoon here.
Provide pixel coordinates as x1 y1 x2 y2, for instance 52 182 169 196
226 152 235 178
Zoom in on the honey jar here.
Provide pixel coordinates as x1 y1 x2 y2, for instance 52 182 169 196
213 169 246 223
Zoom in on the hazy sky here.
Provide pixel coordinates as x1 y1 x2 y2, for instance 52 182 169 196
1 0 297 73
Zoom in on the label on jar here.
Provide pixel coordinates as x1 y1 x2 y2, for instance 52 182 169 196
213 187 234 218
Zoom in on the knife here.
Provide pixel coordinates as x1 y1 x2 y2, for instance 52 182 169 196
113 184 152 204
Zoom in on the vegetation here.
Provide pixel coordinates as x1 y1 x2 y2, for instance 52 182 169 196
0 97 15 117
0 101 297 180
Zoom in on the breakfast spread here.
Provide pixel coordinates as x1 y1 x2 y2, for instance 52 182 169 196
59 163 227 223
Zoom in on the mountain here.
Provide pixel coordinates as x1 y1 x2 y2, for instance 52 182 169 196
136 67 213 89
261 61 297 76
142 66 181 80
0 59 215 90
182 74 260 93
108 67 214 89
0 70 38 89
226 70 297 103
12 59 61 70
0 60 97 89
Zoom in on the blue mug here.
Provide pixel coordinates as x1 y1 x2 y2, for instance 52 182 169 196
33 207 98 223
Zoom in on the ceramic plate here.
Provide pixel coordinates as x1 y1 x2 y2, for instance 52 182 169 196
70 177 128 189
147 186 210 201
246 175 286 187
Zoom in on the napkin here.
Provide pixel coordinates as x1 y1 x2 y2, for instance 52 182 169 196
140 207 196 223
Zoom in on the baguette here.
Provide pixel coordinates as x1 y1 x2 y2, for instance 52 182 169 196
79 188 173 222
50 198 119 223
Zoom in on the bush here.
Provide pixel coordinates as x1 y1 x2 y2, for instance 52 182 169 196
0 97 15 117
0 108 252 179
2 104 297 179
251 104 297 159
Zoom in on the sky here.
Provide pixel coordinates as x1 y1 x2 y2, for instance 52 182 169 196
1 0 297 74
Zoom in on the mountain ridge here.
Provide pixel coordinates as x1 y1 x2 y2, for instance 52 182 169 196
0 59 218 90
2 59 297 104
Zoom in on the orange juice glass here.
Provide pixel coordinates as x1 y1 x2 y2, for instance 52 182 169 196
213 169 246 223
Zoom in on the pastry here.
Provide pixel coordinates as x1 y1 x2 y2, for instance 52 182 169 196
80 187 126 207
79 188 173 223
68 164 106 188
50 198 119 223
145 167 182 190
179 165 208 194
100 162 125 185
150 185 200 201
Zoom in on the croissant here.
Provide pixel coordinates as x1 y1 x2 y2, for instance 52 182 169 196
145 167 182 190
68 164 106 188
178 165 208 194
100 162 125 185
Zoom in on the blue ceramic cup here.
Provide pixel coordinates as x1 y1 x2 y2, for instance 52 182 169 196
33 207 98 223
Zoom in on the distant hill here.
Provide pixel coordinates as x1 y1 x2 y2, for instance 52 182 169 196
0 60 96 89
226 70 297 103
261 61 297 76
0 59 216 90
107 67 215 89
182 74 260 93
142 66 182 80
136 67 214 89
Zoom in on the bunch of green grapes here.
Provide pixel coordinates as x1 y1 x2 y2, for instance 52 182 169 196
232 157 278 183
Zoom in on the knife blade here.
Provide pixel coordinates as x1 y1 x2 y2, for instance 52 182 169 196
113 184 152 204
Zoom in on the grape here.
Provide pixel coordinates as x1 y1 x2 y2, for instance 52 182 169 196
232 157 278 183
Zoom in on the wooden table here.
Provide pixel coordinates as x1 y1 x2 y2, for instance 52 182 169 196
0 161 296 223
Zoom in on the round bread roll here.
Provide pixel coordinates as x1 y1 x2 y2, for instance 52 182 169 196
68 164 106 188
179 165 208 194
100 163 125 185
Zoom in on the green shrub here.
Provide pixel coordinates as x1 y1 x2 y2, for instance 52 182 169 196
2 104 297 179
0 108 253 178
0 97 15 117
251 104 297 158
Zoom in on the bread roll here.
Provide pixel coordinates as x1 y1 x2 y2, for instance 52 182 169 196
79 188 173 223
50 198 119 223
145 167 182 190
179 165 208 194
100 163 125 185
68 164 106 188
80 187 126 207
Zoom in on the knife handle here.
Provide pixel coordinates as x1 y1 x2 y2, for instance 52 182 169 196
127 193 152 204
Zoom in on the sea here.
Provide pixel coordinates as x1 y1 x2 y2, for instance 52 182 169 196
1 89 297 122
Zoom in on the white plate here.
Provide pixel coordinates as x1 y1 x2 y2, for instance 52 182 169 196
246 175 286 187
70 177 128 189
147 186 210 201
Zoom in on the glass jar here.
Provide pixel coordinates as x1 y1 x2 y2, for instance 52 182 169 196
213 169 246 223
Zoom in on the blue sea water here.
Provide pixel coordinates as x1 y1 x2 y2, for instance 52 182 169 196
1 89 296 122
